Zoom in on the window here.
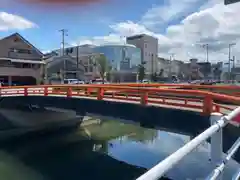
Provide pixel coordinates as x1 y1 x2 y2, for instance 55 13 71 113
22 63 31 68
10 48 32 54
18 49 31 54
89 66 93 72
89 58 93 65
33 64 40 69
144 43 147 48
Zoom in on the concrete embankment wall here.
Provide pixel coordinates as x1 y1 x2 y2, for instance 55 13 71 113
0 96 239 162
0 100 83 139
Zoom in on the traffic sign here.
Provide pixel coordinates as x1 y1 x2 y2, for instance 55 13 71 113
225 0 240 5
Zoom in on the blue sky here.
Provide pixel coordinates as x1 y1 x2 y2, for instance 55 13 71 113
1 0 240 64
1 0 164 50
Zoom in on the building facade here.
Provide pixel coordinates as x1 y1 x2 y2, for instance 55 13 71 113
0 33 44 85
46 45 102 81
72 53 103 81
55 44 95 57
127 34 158 74
92 44 141 82
157 57 183 78
45 55 85 83
48 43 141 82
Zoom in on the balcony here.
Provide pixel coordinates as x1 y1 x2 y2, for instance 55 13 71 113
0 66 41 78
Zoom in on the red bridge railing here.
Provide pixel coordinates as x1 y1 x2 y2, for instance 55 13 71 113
0 84 239 116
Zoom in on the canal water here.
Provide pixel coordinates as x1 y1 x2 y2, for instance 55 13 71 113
0 116 239 180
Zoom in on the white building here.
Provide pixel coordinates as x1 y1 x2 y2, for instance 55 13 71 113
157 57 182 77
127 34 158 74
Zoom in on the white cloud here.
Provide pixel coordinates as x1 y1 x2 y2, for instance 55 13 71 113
141 0 202 29
73 0 240 65
0 12 37 31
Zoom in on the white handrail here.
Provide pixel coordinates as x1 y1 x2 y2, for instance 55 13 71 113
232 168 240 180
206 137 240 180
136 107 240 180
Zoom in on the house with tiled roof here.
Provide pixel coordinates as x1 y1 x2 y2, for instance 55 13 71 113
0 33 45 85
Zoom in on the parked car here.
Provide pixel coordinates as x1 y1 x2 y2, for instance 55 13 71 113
91 79 109 84
141 79 150 84
77 80 85 84
63 79 84 84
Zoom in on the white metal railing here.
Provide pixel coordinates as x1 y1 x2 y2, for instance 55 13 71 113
136 107 240 180
232 168 240 180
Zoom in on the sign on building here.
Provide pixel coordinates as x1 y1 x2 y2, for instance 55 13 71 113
225 0 240 5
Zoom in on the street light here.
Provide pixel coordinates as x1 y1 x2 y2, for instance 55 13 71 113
192 43 209 62
228 43 236 80
202 44 209 62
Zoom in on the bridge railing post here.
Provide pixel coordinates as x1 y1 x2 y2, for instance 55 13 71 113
24 87 28 96
97 88 104 100
215 105 220 112
44 87 48 96
67 87 72 97
140 92 148 105
203 95 213 115
209 112 223 180
85 88 91 96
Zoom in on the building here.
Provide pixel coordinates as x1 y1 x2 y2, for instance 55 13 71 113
127 34 158 75
71 53 103 81
157 57 183 78
212 62 223 80
44 55 85 83
181 58 213 80
49 43 141 82
0 33 44 85
55 44 95 57
92 44 141 82
232 67 240 81
49 45 101 81
157 58 170 77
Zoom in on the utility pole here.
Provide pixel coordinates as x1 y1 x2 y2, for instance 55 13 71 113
151 54 154 79
59 29 68 56
231 55 235 81
76 45 79 69
169 53 174 78
228 43 236 80
202 44 209 62
59 29 68 80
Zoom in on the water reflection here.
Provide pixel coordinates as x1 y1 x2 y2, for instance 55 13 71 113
0 117 238 180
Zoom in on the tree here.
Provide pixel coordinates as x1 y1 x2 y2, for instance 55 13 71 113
151 72 158 82
138 64 145 82
159 69 164 77
106 65 112 82
96 54 109 84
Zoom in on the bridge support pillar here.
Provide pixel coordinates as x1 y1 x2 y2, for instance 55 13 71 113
210 112 223 180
